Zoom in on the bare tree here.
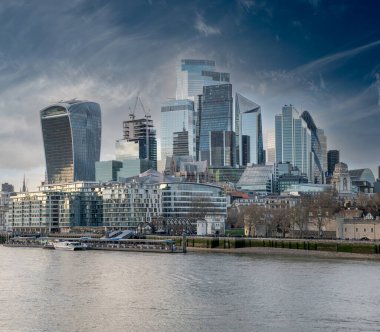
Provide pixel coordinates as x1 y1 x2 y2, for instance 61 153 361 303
271 207 292 238
243 204 265 237
310 190 337 238
289 202 309 238
355 192 370 209
367 193 380 216
227 206 239 228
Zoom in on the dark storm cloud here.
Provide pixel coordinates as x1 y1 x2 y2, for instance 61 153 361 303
0 0 379 189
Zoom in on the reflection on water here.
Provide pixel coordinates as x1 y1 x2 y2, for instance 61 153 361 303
1 247 380 332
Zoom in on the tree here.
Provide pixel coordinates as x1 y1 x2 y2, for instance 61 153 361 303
367 193 380 216
271 207 292 238
310 190 337 238
355 192 370 209
243 204 265 237
289 202 310 239
227 206 239 228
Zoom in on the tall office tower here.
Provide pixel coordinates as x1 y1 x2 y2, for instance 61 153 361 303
235 93 264 166
199 84 233 165
300 111 326 183
160 99 195 161
40 100 101 184
120 116 157 170
173 130 189 156
266 129 275 165
176 59 230 160
275 105 312 181
176 59 230 100
209 131 236 167
318 128 327 175
327 150 340 177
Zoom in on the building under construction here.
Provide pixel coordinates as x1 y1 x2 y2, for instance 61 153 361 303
122 97 157 170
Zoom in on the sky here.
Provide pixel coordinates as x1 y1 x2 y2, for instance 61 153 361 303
0 0 379 190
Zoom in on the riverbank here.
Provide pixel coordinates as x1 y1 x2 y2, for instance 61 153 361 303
187 246 380 260
164 236 380 259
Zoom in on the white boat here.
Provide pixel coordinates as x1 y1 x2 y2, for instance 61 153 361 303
53 241 87 251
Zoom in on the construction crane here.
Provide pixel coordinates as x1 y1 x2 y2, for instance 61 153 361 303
129 96 152 163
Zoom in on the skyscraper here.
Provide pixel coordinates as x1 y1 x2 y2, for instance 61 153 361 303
40 100 101 184
173 130 189 156
209 131 236 167
175 59 230 161
275 105 312 181
119 116 157 170
318 128 327 176
176 59 230 100
266 129 275 165
235 93 264 165
327 150 340 177
160 99 195 161
300 111 326 183
119 115 157 170
199 84 233 165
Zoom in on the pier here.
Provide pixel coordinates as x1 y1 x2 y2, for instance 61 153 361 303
3 236 186 253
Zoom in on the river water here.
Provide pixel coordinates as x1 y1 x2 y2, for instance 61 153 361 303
0 247 380 332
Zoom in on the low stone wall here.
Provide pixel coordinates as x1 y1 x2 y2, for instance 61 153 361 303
178 237 380 255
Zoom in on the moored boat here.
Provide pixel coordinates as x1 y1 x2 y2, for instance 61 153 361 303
53 241 87 251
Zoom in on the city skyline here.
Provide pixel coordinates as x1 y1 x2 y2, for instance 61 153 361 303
0 1 379 189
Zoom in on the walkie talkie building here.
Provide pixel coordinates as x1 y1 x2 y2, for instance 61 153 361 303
40 100 101 184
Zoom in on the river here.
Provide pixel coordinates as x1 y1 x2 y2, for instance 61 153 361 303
0 246 379 331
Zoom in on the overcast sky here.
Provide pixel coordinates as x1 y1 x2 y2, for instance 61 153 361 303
0 0 379 190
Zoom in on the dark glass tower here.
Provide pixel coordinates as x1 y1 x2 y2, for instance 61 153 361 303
173 130 189 156
209 131 236 167
327 150 340 177
199 84 233 165
40 100 101 184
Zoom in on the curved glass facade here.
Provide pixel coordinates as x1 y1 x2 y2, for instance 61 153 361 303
160 182 227 219
349 168 376 185
236 93 264 165
300 110 325 183
41 100 101 184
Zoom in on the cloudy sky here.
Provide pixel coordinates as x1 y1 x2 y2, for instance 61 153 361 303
0 0 379 190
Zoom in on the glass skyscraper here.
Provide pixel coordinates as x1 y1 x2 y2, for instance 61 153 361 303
199 84 233 165
160 99 195 161
40 100 101 184
300 111 327 183
176 59 230 100
175 59 230 161
275 105 312 181
173 130 189 156
235 93 264 166
209 131 236 167
266 128 275 165
327 150 340 177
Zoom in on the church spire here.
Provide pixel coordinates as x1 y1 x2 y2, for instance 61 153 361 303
22 174 27 192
